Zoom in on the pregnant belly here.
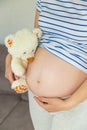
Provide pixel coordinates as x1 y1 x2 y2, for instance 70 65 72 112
26 48 87 98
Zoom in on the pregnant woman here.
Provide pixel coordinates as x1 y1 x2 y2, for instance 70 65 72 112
5 0 87 130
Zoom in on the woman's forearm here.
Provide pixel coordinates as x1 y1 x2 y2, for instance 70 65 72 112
5 53 12 67
66 79 87 109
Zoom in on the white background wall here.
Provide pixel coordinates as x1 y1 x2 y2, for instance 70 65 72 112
0 0 36 43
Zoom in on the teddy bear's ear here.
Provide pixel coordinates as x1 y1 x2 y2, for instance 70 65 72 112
32 28 42 38
5 35 13 48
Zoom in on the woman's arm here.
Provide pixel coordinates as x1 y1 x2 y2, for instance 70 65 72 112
65 78 87 109
5 53 20 83
5 53 15 83
34 11 40 28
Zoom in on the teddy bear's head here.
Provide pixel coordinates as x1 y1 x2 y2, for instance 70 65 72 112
5 28 42 62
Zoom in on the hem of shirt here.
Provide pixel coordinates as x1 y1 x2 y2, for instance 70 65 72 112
39 45 87 74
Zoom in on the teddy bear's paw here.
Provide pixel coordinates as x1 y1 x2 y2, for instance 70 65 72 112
14 85 28 93
11 79 28 93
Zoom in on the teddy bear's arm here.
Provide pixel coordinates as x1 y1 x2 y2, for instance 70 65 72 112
11 57 26 77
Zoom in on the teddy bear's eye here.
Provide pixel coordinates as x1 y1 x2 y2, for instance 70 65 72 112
23 52 26 54
32 49 34 52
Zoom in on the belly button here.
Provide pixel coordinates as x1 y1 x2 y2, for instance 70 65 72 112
37 80 40 83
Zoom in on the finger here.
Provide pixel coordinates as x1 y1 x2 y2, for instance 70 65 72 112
38 97 55 104
6 72 15 84
34 97 49 109
9 73 15 84
36 97 49 103
34 97 56 112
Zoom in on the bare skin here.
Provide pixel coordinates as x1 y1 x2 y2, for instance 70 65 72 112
5 11 87 112
26 47 87 112
5 54 19 83
26 47 87 98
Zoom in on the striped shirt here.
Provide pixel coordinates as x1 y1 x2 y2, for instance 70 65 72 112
36 0 87 73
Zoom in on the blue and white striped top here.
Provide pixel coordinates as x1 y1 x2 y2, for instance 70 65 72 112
36 0 87 73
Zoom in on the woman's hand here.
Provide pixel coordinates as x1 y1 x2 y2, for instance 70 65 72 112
5 68 19 83
34 79 87 112
34 96 71 112
5 67 15 84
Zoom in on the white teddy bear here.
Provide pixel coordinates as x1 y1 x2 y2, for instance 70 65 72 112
5 28 42 93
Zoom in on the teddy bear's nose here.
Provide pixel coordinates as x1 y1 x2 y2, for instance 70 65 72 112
7 39 13 46
27 57 34 62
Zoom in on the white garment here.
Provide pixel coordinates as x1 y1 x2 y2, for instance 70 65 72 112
28 90 87 130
